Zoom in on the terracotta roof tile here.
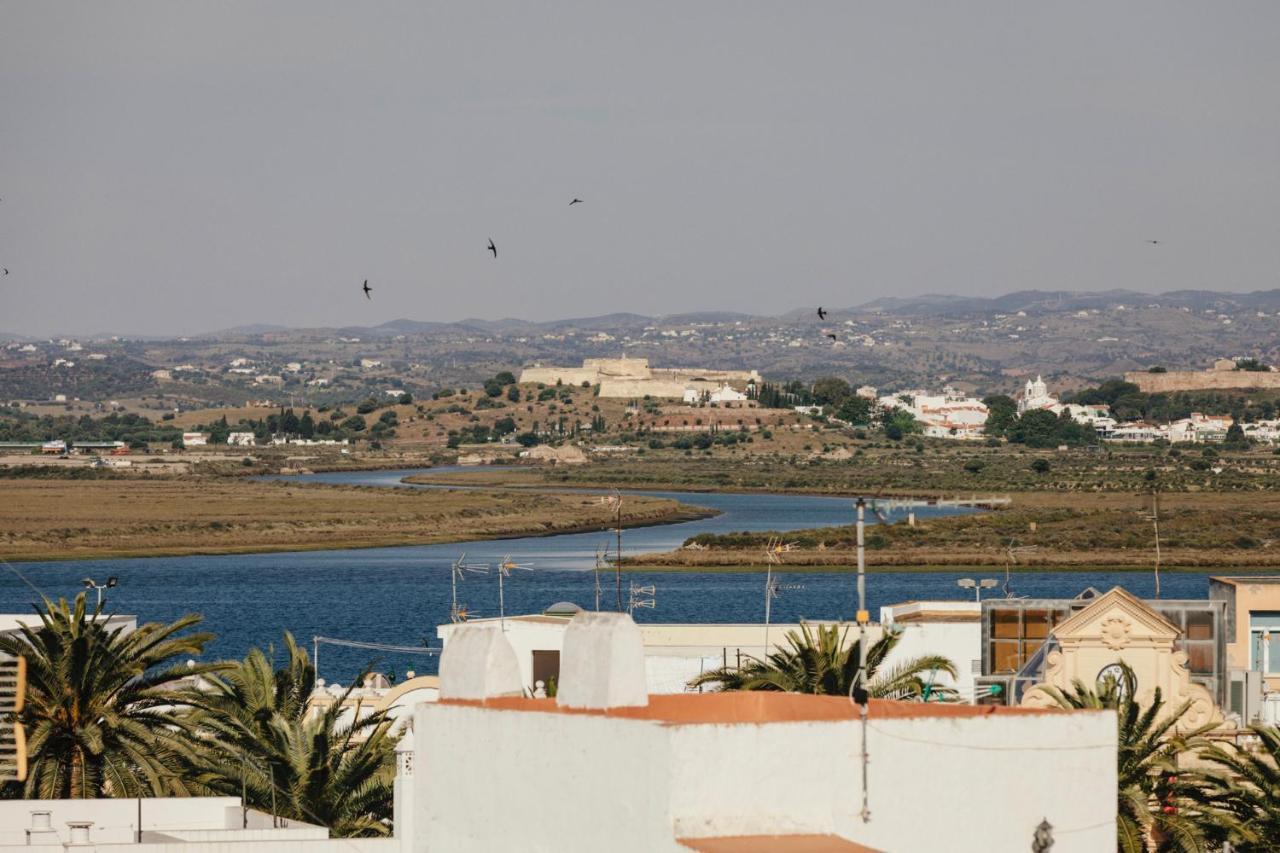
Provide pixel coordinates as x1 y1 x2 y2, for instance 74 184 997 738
439 692 1076 725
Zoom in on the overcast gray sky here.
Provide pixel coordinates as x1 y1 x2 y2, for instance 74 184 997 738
2 2 1278 336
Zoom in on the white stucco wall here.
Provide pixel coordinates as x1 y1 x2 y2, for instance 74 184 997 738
412 701 1115 853
846 711 1117 853
879 620 982 699
0 798 391 851
415 703 681 853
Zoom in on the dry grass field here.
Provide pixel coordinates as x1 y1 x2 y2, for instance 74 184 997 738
0 478 710 562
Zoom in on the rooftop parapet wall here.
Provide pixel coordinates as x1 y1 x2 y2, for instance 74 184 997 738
1125 370 1280 393
414 694 1115 853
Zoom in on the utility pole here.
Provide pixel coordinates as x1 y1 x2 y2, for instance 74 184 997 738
854 497 870 823
1150 489 1162 599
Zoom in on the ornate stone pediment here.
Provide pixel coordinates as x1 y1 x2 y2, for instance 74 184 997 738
1051 587 1180 648
1020 587 1224 732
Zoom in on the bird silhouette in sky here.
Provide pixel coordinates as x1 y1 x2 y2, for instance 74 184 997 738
825 333 838 342
2 269 7 276
569 198 583 206
817 307 827 320
488 239 498 258
362 280 372 300
1146 240 1162 245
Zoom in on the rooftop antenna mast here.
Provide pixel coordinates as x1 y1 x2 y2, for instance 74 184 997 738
496 555 533 632
600 490 624 611
1002 539 1038 599
450 554 489 623
593 545 607 611
762 537 802 654
627 581 656 615
1145 489 1162 599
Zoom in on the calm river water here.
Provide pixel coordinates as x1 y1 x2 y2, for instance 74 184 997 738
0 468 1218 680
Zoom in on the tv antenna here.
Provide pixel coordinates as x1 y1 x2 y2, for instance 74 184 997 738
1002 539 1038 598
450 554 488 623
495 555 533 631
1144 489 1162 598
599 490 624 611
762 538 803 654
593 545 607 611
627 581 656 615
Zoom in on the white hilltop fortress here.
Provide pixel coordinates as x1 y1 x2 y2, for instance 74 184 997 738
520 356 761 399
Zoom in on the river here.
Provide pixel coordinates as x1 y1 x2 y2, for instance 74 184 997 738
0 468 1217 681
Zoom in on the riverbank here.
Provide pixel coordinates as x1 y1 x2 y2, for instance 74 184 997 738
630 489 1280 571
404 465 1280 571
0 478 714 563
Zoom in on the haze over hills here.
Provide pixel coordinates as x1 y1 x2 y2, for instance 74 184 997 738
6 287 1280 406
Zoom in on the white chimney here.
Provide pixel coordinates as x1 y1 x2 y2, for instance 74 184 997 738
25 811 59 846
66 821 93 845
437 626 522 700
556 612 648 709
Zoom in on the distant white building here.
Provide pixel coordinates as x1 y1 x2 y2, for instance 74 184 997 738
227 432 256 447
880 386 988 440
1017 375 1057 414
182 432 209 447
361 358 384 370
691 379 747 404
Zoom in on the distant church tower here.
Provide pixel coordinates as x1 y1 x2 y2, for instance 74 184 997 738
1018 375 1053 414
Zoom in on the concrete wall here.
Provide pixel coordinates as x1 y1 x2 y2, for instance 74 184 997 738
879 620 982 699
519 367 600 386
0 798 371 850
438 619 870 695
847 712 1116 853
415 704 680 853
412 701 1115 853
1126 369 1280 393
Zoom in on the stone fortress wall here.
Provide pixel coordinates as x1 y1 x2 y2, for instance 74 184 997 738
1125 358 1280 393
519 357 761 399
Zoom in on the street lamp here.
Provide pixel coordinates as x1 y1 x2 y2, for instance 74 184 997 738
81 576 118 608
956 577 998 602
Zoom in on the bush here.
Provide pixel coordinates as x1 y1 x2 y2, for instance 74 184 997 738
356 398 378 414
507 385 521 402
1030 458 1051 474
963 458 985 474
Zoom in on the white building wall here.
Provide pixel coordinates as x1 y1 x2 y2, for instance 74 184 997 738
415 704 680 853
879 620 982 699
412 702 1114 853
667 720 857 839
846 712 1116 853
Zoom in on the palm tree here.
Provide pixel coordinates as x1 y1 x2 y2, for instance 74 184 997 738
181 633 397 837
1181 725 1280 851
0 593 220 799
688 623 957 699
1039 662 1213 853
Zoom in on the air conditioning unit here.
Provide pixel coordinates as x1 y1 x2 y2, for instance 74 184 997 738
1229 669 1265 724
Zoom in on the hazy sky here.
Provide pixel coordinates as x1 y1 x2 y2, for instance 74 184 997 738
2 2 1279 336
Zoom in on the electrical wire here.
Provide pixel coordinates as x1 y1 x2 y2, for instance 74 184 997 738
313 636 440 655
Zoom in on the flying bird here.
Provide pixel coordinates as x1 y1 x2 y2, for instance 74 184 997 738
825 333 838 342
569 198 583 206
488 239 497 258
362 280 372 300
817 307 827 320
2 269 7 276
1146 240 1162 245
